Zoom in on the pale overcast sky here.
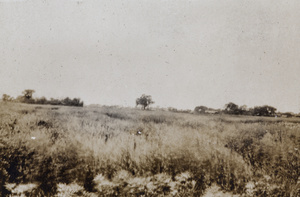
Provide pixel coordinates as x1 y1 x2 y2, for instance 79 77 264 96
1 0 300 112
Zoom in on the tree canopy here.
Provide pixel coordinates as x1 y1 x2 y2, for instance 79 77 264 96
194 106 208 114
224 102 240 114
22 89 35 100
253 105 277 117
136 94 154 110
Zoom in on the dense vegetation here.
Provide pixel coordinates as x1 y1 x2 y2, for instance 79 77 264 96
0 102 299 196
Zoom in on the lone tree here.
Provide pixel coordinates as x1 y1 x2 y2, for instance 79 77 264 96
136 94 154 110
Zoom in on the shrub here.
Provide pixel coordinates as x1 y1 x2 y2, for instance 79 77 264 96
35 156 57 196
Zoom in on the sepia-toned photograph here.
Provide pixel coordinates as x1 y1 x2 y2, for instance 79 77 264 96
0 0 299 196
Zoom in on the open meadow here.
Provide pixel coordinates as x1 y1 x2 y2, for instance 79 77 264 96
0 102 299 196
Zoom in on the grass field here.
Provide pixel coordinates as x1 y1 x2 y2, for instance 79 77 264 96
0 102 299 196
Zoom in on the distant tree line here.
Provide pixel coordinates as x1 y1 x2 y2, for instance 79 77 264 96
194 102 297 117
134 94 293 118
1 89 84 107
167 107 192 114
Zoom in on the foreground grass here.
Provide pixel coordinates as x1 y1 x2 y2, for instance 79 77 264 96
0 102 299 196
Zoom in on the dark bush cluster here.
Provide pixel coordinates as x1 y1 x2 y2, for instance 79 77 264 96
34 97 84 107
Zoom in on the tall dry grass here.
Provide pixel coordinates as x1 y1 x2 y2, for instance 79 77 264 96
0 102 299 196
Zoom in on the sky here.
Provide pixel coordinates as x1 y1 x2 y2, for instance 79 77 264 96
0 0 300 112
